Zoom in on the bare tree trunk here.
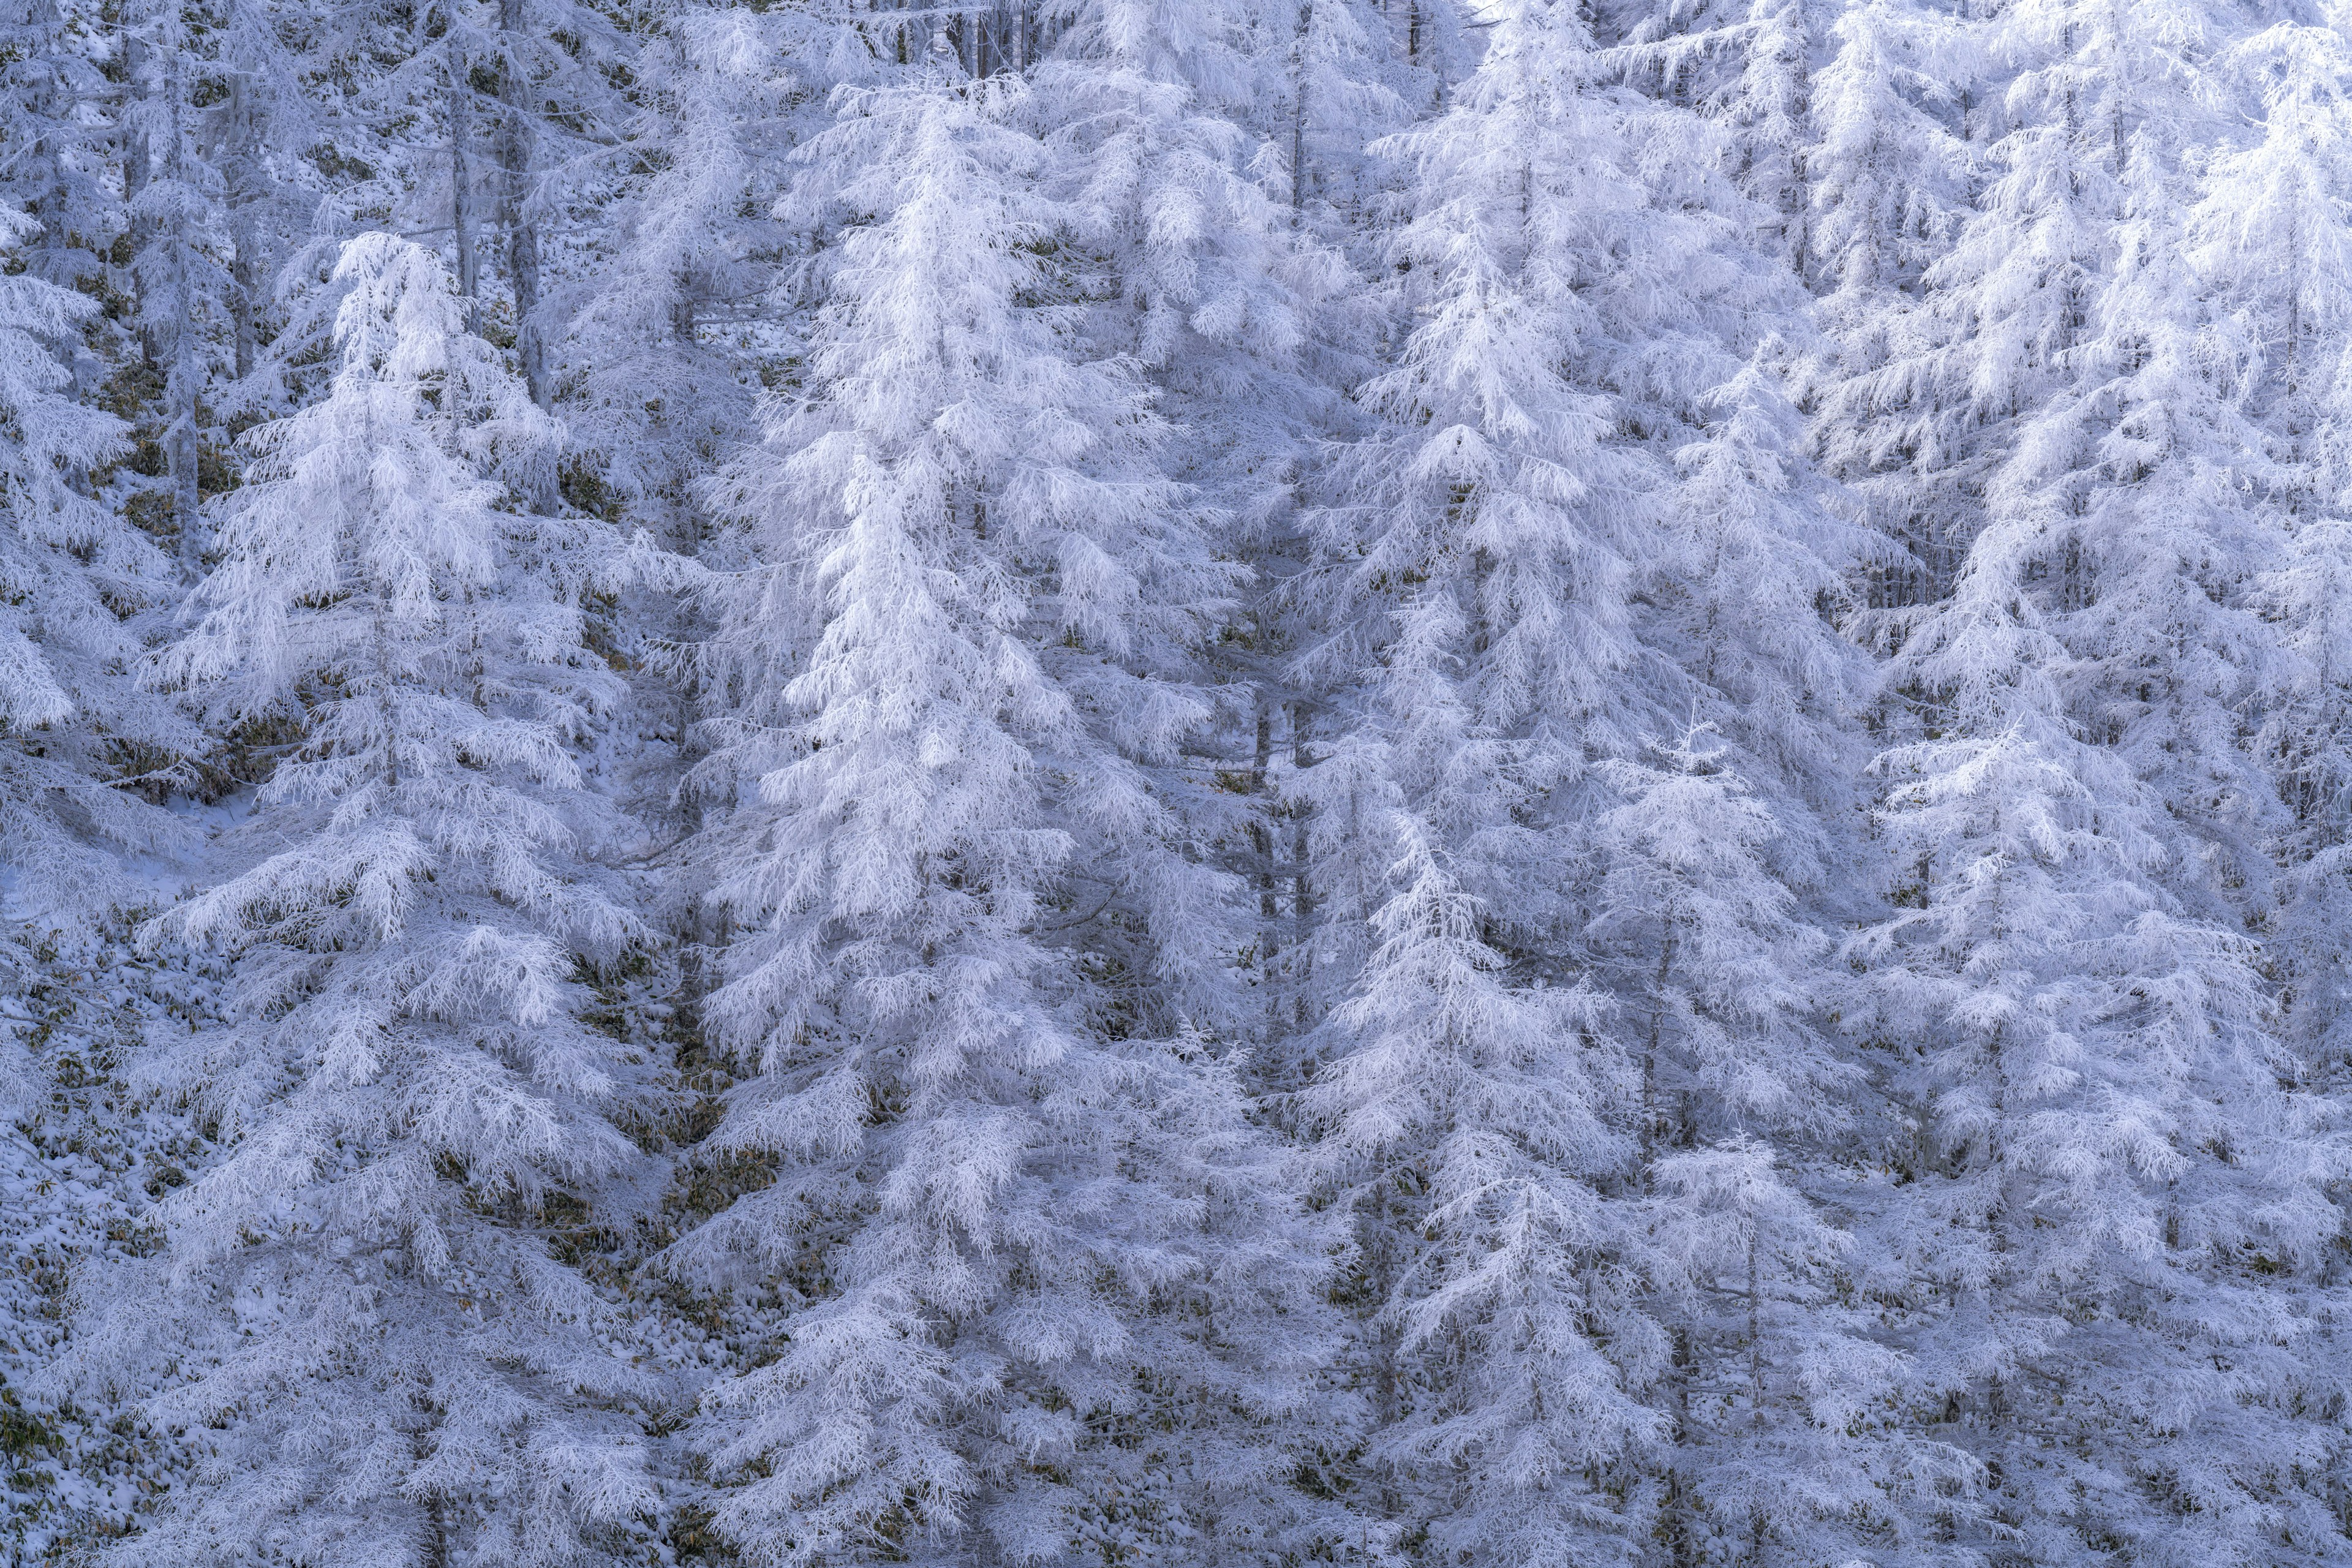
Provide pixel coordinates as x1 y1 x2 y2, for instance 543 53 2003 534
225 69 262 382
450 45 480 334
1289 698 1313 1028
162 49 203 574
1250 690 1281 1033
1291 1 1310 214
495 0 546 404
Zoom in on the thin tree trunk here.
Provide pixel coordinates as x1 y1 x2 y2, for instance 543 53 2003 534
1251 689 1281 1032
1289 698 1313 1028
167 277 202 573
1291 1 1310 214
495 0 545 404
137 33 205 575
450 46 480 334
225 69 262 382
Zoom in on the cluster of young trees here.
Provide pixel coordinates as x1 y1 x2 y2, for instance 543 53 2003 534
1 0 2350 1562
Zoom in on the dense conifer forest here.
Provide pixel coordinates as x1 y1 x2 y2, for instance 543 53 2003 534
0 0 2348 1562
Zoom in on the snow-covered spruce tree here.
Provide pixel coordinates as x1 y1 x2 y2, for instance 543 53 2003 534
1297 0 1698 1552
1835 7 2352 1558
454 0 640 406
2022 1 2283 923
2188 21 2352 506
674 69 1340 1568
562 1 825 549
197 0 317 386
1300 0 1996 1557
1030 0 1396 1048
1269 0 1418 235
1797 0 1974 619
0 205 193 902
120 0 236 574
1308 0 1668 960
1981 0 2295 1183
555 0 843 892
1589 728 1970 1566
1300 819 1651 1566
352 0 636 409
1850 628 2346 1561
1604 0 1822 268
1649 356 1874 854
2198 21 2352 1068
0 0 118 293
1848 303 2343 1568
1638 1138 1922 1568
65 233 661 1568
1841 0 2139 612
1591 728 1845 1176
172 0 369 423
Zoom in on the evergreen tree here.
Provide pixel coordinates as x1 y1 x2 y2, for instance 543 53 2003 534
674 70 1338 1568
2196 21 2352 1065
1799 0 1974 618
121 0 236 573
0 206 191 902
2 0 2350 1561
67 233 660 1568
1302 821 1653 1566
1298 0 1697 1552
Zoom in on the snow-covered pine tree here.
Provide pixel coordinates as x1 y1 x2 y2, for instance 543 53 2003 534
1030 0 1398 1048
1301 817 1651 1566
1649 356 1871 851
354 0 634 409
120 0 236 573
1589 727 1968 1566
673 66 1341 1568
64 233 662 1568
562 1 817 549
2198 20 2352 1065
1604 0 1821 268
1591 726 1844 1183
1296 0 1691 1552
1835 6 2352 1558
0 205 192 903
1798 0 1975 619
1849 620 2344 1561
0 0 119 294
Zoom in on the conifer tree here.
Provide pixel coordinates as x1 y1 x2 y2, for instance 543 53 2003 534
121 0 235 573
674 70 1339 1568
1799 0 1973 616
6 0 2352 1561
0 207 191 901
1303 820 1653 1565
1297 0 1695 1551
2212 23 2352 1084
1031 0 1396 1047
67 233 659 1568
